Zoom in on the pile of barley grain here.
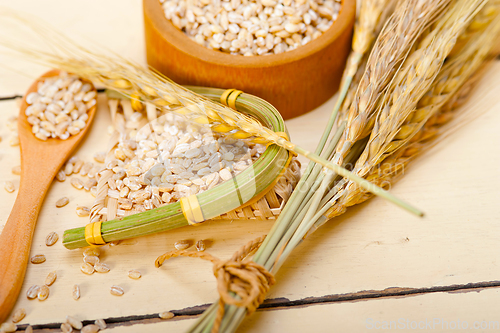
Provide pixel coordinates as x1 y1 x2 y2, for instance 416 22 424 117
161 0 341 56
94 108 265 220
25 72 96 141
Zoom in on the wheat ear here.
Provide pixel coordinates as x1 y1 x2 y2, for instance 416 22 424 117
323 8 500 219
331 0 452 166
336 0 396 124
352 0 488 179
297 0 452 224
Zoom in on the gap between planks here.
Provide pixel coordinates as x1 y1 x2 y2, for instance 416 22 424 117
15 279 500 332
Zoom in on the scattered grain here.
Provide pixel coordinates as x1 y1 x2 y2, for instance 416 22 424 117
81 324 100 333
37 285 49 301
76 206 90 217
56 170 66 182
72 284 81 300
11 165 21 175
11 308 26 323
4 181 15 193
83 255 99 266
110 285 124 296
70 177 84 190
94 262 110 273
66 315 83 330
83 247 100 257
61 322 73 333
174 240 191 250
93 152 106 163
196 240 206 252
95 319 107 330
80 262 95 275
45 271 57 286
159 311 175 319
128 270 142 279
55 197 70 208
30 254 46 264
25 325 33 333
26 285 40 299
45 231 59 246
0 322 17 332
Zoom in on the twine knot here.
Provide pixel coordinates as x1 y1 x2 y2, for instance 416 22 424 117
155 236 275 333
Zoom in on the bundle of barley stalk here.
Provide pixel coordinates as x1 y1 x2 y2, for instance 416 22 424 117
1 0 499 331
151 0 499 332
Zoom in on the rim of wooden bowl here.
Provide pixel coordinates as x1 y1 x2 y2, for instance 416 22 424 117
143 0 356 68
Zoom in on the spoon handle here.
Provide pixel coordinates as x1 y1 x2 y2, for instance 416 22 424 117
0 167 55 322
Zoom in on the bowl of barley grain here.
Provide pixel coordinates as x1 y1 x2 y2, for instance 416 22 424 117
143 0 355 119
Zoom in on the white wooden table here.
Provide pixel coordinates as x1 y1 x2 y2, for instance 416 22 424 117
1 1 500 332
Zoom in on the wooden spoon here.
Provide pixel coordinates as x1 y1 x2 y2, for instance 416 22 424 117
0 69 97 322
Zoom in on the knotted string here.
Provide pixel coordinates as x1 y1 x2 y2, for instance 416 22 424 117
155 236 275 333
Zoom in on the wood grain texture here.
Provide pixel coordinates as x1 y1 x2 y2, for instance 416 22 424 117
0 70 97 323
1 1 500 331
143 0 355 119
0 62 499 331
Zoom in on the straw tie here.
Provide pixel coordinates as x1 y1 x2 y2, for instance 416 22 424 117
155 236 274 333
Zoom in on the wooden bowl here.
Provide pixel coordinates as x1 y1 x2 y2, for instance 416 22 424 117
143 0 355 119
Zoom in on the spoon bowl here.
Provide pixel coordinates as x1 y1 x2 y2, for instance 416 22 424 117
0 69 97 322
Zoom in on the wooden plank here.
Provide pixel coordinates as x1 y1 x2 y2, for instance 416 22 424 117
23 285 500 332
1 62 500 331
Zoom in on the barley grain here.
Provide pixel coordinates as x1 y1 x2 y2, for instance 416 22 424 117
56 170 66 182
56 197 70 208
93 152 106 163
4 181 15 193
0 323 17 332
26 285 40 299
95 319 106 330
25 326 33 333
37 285 49 300
45 271 57 286
81 324 100 333
30 254 46 264
11 308 26 323
11 165 21 175
161 0 339 55
83 255 99 266
72 284 81 300
25 73 95 141
110 285 124 296
174 240 191 250
71 177 84 190
66 315 83 330
83 247 100 257
80 262 95 275
45 231 59 246
196 240 206 251
76 206 90 217
61 322 73 333
159 311 175 319
94 262 110 273
128 270 142 279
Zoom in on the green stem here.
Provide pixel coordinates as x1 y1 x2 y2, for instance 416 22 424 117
289 144 424 217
